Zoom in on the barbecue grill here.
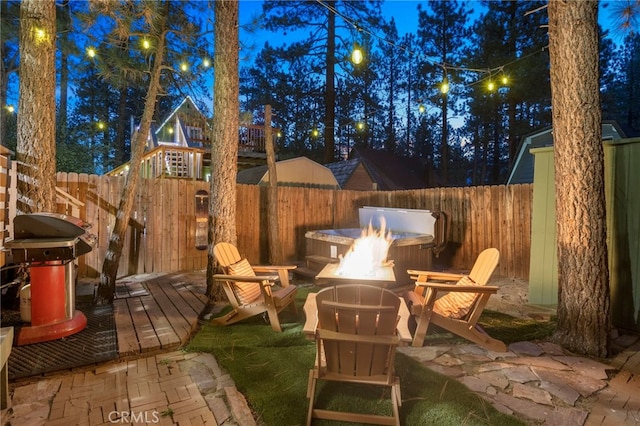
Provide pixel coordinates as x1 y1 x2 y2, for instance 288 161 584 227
5 213 96 345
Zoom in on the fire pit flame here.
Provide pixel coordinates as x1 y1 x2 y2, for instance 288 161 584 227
336 217 393 278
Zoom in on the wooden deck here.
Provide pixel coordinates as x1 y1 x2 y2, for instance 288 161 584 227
113 271 208 357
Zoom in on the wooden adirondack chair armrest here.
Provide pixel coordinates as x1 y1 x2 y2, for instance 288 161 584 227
407 269 465 282
415 282 499 293
303 293 318 340
212 274 278 284
252 265 296 287
252 265 297 273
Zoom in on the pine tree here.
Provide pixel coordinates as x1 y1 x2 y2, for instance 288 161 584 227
416 0 472 186
207 0 239 298
16 0 57 213
261 0 382 163
548 0 610 358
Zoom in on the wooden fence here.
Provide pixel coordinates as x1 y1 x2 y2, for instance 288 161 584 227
49 173 532 280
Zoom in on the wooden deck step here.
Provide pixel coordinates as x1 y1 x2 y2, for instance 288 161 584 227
293 267 317 280
114 272 207 358
306 255 339 266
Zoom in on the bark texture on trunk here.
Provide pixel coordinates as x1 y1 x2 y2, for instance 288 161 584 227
16 0 57 213
264 105 282 265
548 0 610 357
207 0 239 298
323 1 336 164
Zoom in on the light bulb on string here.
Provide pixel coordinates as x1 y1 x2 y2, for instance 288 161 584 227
351 43 364 65
440 79 449 95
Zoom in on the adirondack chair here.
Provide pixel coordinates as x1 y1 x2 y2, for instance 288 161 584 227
306 285 402 426
212 242 297 332
404 248 507 352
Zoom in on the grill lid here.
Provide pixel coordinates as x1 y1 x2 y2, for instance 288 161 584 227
10 213 95 258
13 212 89 239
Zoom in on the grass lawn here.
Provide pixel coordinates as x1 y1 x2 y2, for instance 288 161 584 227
187 285 555 425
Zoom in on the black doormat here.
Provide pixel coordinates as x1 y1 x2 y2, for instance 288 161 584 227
1 301 118 380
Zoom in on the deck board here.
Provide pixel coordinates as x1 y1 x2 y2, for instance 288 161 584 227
139 292 181 349
114 272 207 357
146 281 192 342
113 299 139 357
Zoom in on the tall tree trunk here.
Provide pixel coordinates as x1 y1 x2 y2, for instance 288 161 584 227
115 87 129 165
206 0 239 298
264 105 282 264
440 93 449 185
16 0 56 213
323 1 336 164
96 2 169 305
548 0 610 357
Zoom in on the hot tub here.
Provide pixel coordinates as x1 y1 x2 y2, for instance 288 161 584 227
305 207 446 287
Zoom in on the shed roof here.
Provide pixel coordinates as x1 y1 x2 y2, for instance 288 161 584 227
236 157 340 189
349 147 428 190
506 121 629 185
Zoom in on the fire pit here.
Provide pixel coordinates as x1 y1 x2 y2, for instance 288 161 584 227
5 213 96 346
315 262 396 287
306 207 447 287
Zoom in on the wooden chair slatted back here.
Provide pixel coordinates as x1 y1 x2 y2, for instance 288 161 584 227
316 285 400 378
213 242 242 269
213 242 262 305
468 248 500 285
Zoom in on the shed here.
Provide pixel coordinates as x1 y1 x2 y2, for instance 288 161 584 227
507 121 627 185
236 157 340 189
324 158 376 191
529 137 640 332
325 147 429 191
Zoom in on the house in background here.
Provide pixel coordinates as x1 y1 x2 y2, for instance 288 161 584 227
325 147 430 190
506 121 631 185
107 96 274 180
236 157 339 189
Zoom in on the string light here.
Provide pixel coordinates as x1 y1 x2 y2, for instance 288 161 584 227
86 47 96 58
142 39 151 50
351 44 364 65
35 28 46 40
440 79 449 95
314 0 548 91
